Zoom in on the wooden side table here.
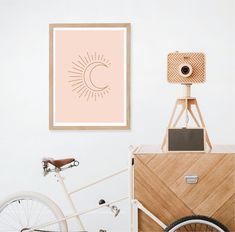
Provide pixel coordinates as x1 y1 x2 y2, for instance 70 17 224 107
133 145 235 232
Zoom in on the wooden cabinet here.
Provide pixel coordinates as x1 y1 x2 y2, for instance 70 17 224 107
133 145 235 232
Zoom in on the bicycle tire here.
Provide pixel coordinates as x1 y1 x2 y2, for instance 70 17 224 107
165 215 229 232
0 191 68 232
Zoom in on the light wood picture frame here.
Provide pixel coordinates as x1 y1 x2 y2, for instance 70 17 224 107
49 23 131 130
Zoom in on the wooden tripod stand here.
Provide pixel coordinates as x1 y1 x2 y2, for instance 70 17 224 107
161 84 212 150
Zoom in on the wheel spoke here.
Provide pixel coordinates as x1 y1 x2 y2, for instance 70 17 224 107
0 194 66 232
12 201 24 226
32 201 44 227
0 214 18 231
1 208 19 230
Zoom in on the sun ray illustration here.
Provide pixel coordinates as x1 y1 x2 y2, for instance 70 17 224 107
68 52 111 101
72 84 84 92
87 52 91 62
69 79 82 82
68 71 82 75
72 66 82 71
77 60 85 67
87 91 91 101
71 81 83 86
72 62 83 69
84 56 89 64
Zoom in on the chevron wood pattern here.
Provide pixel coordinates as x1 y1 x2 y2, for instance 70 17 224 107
134 152 235 232
167 52 205 84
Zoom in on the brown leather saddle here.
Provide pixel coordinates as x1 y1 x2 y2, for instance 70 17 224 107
42 157 76 168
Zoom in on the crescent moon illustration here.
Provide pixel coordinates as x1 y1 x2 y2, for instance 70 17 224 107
68 52 111 101
84 62 108 91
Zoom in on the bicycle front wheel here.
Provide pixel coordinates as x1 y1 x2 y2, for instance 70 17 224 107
0 191 68 232
165 215 229 232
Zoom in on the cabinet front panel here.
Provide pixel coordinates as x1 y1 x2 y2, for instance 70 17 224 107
134 153 235 232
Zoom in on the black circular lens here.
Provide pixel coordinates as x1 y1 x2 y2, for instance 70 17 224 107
181 66 190 75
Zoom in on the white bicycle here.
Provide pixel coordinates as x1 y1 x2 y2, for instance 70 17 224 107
0 152 229 232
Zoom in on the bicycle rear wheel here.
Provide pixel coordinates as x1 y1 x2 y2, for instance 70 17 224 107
165 215 229 232
0 191 68 232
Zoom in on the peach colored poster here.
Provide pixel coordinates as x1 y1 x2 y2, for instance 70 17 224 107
49 24 130 129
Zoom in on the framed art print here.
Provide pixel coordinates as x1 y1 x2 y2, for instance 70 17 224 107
49 23 130 129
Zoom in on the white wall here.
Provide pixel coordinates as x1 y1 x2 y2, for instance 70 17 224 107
0 0 235 231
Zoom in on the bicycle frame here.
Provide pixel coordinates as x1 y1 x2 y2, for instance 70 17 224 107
129 146 167 231
27 147 167 232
